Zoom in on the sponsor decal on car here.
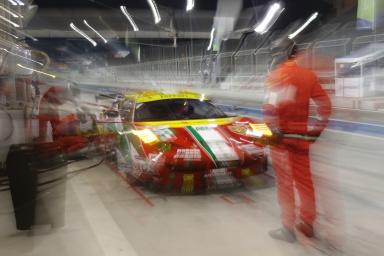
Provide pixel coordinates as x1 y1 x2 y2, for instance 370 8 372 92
174 149 202 161
186 125 239 167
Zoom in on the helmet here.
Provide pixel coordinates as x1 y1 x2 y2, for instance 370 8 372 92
268 37 297 70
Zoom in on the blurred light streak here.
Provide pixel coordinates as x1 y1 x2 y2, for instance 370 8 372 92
70 22 97 47
7 0 17 6
147 0 161 24
288 12 319 39
0 5 23 18
0 14 20 28
254 2 284 34
14 0 24 6
83 19 108 43
120 6 139 31
186 0 194 12
0 29 18 39
0 37 22 48
16 29 38 41
1 48 44 66
207 27 215 50
17 63 56 78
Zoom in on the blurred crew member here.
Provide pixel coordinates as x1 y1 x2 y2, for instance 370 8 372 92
38 85 87 153
264 38 332 242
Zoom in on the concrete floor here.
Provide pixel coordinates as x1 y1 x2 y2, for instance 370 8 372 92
1 129 383 256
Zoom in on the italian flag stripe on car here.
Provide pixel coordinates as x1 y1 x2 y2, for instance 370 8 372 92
186 126 219 167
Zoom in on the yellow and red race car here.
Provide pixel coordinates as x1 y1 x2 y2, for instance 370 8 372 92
103 90 273 193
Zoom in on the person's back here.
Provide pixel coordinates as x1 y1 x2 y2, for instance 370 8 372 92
264 38 332 244
265 59 331 136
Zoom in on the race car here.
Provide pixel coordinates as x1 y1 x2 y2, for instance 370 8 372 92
103 90 273 193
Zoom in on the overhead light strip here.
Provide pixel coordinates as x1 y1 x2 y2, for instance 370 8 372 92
186 0 195 12
146 0 161 24
288 12 319 39
120 6 139 31
1 48 44 66
14 0 24 6
17 64 56 78
83 20 108 43
254 3 284 34
15 29 38 41
70 22 97 47
207 27 215 51
7 0 17 6
0 14 20 28
0 5 23 18
0 29 18 39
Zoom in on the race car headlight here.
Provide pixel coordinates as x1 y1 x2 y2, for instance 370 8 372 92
132 129 159 144
248 123 273 137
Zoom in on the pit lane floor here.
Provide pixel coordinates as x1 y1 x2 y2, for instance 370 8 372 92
0 129 383 256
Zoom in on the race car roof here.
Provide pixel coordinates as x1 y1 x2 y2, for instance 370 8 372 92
125 90 206 103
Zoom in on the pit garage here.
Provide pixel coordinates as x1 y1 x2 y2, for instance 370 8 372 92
1 1 384 256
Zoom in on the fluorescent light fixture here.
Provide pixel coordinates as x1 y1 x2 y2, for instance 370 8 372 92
186 0 194 12
17 64 56 78
83 19 108 43
207 27 215 51
70 22 97 47
0 29 18 39
288 12 318 39
0 14 20 28
0 5 23 18
7 0 17 6
14 0 24 5
1 48 44 66
120 6 139 31
254 2 284 34
146 0 161 24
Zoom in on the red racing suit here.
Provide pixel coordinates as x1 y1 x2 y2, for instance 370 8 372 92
38 86 87 152
263 60 332 230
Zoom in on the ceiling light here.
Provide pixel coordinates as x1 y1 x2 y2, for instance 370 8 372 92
288 12 319 39
14 0 24 5
1 48 44 66
0 5 23 18
254 3 284 34
146 0 161 24
207 28 215 51
17 63 56 78
0 14 20 28
120 6 139 31
186 0 194 12
70 22 97 47
7 0 17 6
83 19 108 43
0 29 18 39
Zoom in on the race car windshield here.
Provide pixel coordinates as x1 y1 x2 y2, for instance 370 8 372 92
134 99 227 122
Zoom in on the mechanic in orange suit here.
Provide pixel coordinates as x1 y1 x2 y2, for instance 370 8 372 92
264 38 332 243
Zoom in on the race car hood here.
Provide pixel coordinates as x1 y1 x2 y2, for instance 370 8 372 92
133 117 270 170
